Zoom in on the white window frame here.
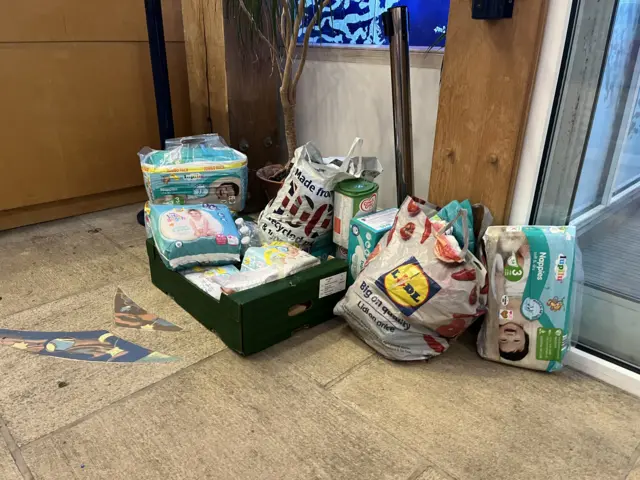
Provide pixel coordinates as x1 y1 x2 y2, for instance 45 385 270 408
571 42 640 235
512 0 640 397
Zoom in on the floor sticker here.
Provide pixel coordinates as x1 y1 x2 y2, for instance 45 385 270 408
114 288 182 331
0 329 179 363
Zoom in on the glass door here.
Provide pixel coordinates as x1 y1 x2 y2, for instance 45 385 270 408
533 0 640 372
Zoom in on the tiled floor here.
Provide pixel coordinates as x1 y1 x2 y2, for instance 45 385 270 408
1 203 639 480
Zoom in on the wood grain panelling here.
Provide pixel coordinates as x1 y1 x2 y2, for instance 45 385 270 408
429 0 548 223
0 0 184 42
0 42 190 211
0 188 148 231
223 12 280 164
181 0 228 136
182 0 281 211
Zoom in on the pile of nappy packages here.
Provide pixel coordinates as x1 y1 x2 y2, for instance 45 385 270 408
141 135 381 302
141 134 582 373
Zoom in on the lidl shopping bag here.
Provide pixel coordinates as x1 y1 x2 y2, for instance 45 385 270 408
258 139 381 248
334 197 487 361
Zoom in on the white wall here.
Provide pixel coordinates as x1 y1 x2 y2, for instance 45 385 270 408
296 51 442 209
293 0 569 219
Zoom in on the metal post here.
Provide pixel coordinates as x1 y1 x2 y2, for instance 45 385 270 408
139 0 175 226
144 0 175 148
383 6 414 206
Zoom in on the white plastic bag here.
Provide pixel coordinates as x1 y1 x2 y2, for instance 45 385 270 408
258 139 381 248
334 197 487 361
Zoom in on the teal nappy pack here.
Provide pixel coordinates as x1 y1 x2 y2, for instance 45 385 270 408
140 143 248 213
147 204 241 270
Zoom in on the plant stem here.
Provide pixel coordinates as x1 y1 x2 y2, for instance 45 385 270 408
281 90 297 162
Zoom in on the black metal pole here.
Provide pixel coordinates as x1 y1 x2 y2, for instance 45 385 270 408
144 0 175 148
383 6 415 206
139 0 175 225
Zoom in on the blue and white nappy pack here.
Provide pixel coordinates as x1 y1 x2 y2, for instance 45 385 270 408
147 204 241 270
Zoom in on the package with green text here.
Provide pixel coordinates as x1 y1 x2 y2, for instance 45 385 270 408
477 226 581 372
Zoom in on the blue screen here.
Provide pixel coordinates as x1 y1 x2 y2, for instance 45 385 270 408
301 0 449 47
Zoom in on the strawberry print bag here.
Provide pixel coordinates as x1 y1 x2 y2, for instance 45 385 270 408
334 197 487 361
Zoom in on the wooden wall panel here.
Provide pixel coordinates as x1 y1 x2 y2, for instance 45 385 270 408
0 43 190 211
223 12 281 168
0 188 149 231
429 0 548 223
182 0 282 211
0 0 192 228
0 0 184 42
181 0 229 137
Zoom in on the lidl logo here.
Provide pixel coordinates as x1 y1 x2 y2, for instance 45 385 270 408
375 257 441 316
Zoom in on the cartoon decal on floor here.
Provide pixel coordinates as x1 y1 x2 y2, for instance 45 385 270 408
0 329 179 363
114 288 183 331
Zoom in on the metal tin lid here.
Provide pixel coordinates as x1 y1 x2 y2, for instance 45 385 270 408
335 179 379 196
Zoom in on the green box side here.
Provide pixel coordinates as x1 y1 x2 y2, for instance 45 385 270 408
146 239 244 352
147 239 348 356
238 260 348 355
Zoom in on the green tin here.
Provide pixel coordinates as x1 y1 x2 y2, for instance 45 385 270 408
332 179 379 248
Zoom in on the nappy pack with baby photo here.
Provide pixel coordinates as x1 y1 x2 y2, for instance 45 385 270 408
477 226 581 372
146 204 241 270
139 135 248 213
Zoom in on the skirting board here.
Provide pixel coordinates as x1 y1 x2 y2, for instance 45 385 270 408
0 186 147 231
566 348 640 399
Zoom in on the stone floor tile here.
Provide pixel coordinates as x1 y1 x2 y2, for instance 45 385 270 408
263 318 374 386
413 466 456 480
0 436 21 480
0 224 146 317
0 275 225 445
78 203 148 261
330 341 640 480
627 452 640 480
21 349 424 480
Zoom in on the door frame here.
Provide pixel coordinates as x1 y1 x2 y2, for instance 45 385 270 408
513 0 640 396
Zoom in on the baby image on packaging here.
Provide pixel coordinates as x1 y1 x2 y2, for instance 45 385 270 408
478 226 577 372
187 209 221 238
212 180 241 205
148 204 241 270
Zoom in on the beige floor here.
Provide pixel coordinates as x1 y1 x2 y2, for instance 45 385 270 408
1 204 639 480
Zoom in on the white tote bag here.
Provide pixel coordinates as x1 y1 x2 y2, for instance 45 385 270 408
258 139 381 248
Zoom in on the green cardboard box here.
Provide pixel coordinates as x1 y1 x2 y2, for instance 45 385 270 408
146 239 348 355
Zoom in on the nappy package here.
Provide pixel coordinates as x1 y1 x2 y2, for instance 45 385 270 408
347 208 398 286
181 265 240 300
477 226 578 372
212 268 281 296
147 204 241 270
241 243 320 278
140 143 248 212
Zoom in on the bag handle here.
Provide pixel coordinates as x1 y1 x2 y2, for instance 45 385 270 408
345 137 363 160
336 137 364 173
433 208 470 260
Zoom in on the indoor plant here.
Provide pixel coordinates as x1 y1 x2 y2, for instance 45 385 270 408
231 0 330 189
